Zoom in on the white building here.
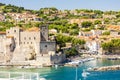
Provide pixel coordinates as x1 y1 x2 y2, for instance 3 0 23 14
91 30 102 36
86 40 100 54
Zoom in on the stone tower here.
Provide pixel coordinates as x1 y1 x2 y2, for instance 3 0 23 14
40 25 48 41
6 27 21 47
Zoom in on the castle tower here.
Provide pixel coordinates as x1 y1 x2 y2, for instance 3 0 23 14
6 27 21 47
40 25 48 41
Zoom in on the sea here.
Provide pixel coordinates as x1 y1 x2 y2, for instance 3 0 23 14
0 59 120 80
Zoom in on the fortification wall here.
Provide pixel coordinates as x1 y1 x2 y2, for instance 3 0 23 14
40 41 56 55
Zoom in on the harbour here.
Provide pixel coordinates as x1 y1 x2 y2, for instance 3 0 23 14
0 59 120 80
0 1 120 80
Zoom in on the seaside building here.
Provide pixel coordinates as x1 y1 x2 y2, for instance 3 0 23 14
85 40 100 54
0 25 66 66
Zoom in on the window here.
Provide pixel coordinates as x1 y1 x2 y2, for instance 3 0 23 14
24 42 25 44
31 42 32 44
14 30 16 32
27 42 29 44
34 37 36 40
45 45 47 47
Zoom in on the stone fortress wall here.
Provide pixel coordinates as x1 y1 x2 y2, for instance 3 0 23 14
0 25 66 66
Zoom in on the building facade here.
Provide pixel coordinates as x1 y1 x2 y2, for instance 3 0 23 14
0 26 66 66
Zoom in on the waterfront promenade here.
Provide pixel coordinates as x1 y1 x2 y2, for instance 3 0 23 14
0 72 40 80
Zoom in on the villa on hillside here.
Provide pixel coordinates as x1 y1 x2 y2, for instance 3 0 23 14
0 26 66 66
0 14 5 21
7 13 43 23
79 30 102 37
110 30 120 37
85 40 101 54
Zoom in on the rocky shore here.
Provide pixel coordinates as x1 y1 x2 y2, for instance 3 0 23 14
89 65 120 71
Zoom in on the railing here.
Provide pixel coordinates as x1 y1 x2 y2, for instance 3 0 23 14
0 71 40 80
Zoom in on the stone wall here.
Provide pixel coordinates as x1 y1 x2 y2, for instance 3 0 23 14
40 25 48 41
51 52 66 64
36 55 51 66
0 36 6 53
20 31 40 45
20 31 41 54
6 27 20 46
0 26 65 66
40 41 56 55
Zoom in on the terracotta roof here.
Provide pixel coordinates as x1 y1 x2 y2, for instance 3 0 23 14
108 25 120 30
27 27 40 32
6 36 14 38
84 31 92 34
0 32 6 35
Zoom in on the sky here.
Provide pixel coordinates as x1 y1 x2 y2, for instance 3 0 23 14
0 0 120 11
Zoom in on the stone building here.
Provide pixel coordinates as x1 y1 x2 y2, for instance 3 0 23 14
0 25 66 66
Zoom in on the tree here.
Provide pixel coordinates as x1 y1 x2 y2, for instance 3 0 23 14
94 20 102 25
70 23 79 29
65 47 79 57
104 18 110 24
101 39 120 54
81 21 93 28
102 31 110 35
0 3 5 6
72 38 85 45
69 29 79 36
56 34 66 50
116 13 120 18
94 10 103 15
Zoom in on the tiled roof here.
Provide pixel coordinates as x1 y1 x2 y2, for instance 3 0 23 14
108 25 120 30
0 32 6 34
27 27 40 32
6 36 14 38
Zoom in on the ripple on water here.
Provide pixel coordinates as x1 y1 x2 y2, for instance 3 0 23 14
0 59 120 80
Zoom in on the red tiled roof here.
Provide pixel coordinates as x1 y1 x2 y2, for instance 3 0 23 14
0 32 6 35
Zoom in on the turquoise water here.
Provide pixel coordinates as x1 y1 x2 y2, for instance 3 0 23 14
0 59 120 80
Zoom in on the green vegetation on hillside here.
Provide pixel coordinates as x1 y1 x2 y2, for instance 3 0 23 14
56 34 85 50
0 21 14 31
1 3 120 56
102 39 120 50
65 47 80 58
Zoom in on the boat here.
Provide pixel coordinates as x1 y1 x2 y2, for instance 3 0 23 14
66 57 95 67
81 70 90 78
39 78 46 80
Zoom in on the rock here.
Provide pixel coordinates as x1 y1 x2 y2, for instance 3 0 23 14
92 65 120 71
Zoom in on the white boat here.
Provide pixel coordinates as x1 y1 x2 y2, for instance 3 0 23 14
39 78 46 80
82 70 90 78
